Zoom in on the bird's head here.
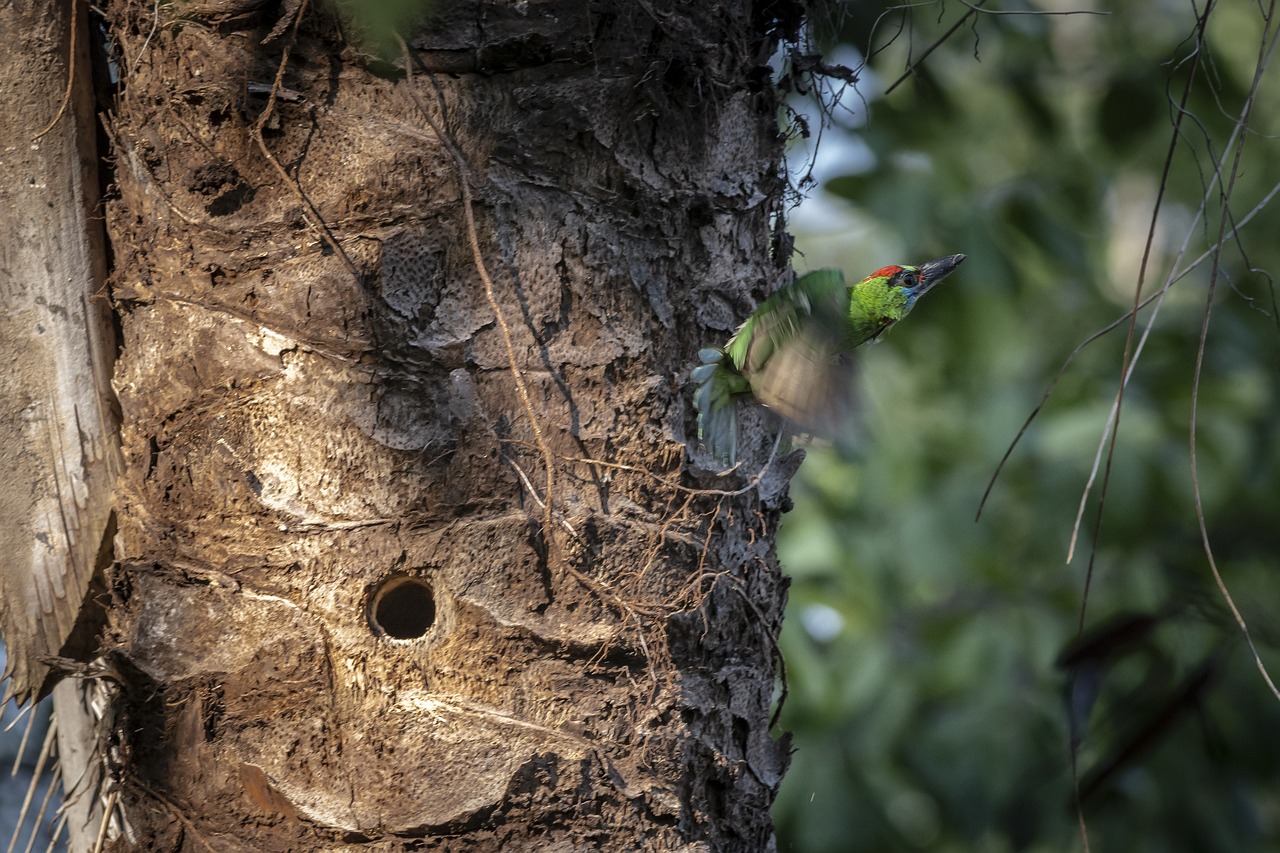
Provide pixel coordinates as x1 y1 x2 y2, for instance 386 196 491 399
849 253 965 342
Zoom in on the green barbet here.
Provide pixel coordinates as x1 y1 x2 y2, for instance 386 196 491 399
692 254 965 464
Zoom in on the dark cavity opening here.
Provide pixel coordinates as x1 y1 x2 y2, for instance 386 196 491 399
369 576 435 640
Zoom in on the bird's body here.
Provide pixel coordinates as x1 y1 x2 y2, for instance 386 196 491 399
693 254 965 464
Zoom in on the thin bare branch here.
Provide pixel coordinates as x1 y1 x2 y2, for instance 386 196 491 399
1066 1 1213 635
884 0 988 95
976 175 1280 523
1187 0 1280 703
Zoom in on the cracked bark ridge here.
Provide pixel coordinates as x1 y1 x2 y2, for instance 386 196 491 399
101 0 800 849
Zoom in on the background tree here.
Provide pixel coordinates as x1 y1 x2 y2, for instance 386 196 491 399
2 0 805 849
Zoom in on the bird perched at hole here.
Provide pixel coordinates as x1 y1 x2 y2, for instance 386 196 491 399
692 254 965 464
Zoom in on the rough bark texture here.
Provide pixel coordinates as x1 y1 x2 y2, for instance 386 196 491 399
99 0 801 849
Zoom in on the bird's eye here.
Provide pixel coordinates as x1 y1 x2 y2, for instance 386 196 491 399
893 271 919 288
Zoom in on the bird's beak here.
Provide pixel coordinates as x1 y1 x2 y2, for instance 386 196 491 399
914 253 966 296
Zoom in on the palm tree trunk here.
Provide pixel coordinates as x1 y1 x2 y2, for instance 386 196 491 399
94 1 801 848
0 2 116 847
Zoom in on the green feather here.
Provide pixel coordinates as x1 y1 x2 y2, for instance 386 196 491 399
692 255 964 465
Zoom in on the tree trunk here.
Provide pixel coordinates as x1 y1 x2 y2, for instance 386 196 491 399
94 0 799 849
0 0 118 707
0 2 117 847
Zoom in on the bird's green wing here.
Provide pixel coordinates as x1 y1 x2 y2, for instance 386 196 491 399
722 269 855 427
723 269 849 377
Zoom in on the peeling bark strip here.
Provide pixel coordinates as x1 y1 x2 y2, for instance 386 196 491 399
102 1 800 849
0 0 120 705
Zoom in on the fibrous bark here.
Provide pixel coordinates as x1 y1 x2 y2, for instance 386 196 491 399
99 1 800 849
0 0 119 708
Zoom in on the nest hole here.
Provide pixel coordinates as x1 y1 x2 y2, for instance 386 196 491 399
369 576 436 640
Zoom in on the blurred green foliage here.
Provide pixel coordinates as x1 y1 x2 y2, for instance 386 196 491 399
773 2 1280 851
323 0 434 57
